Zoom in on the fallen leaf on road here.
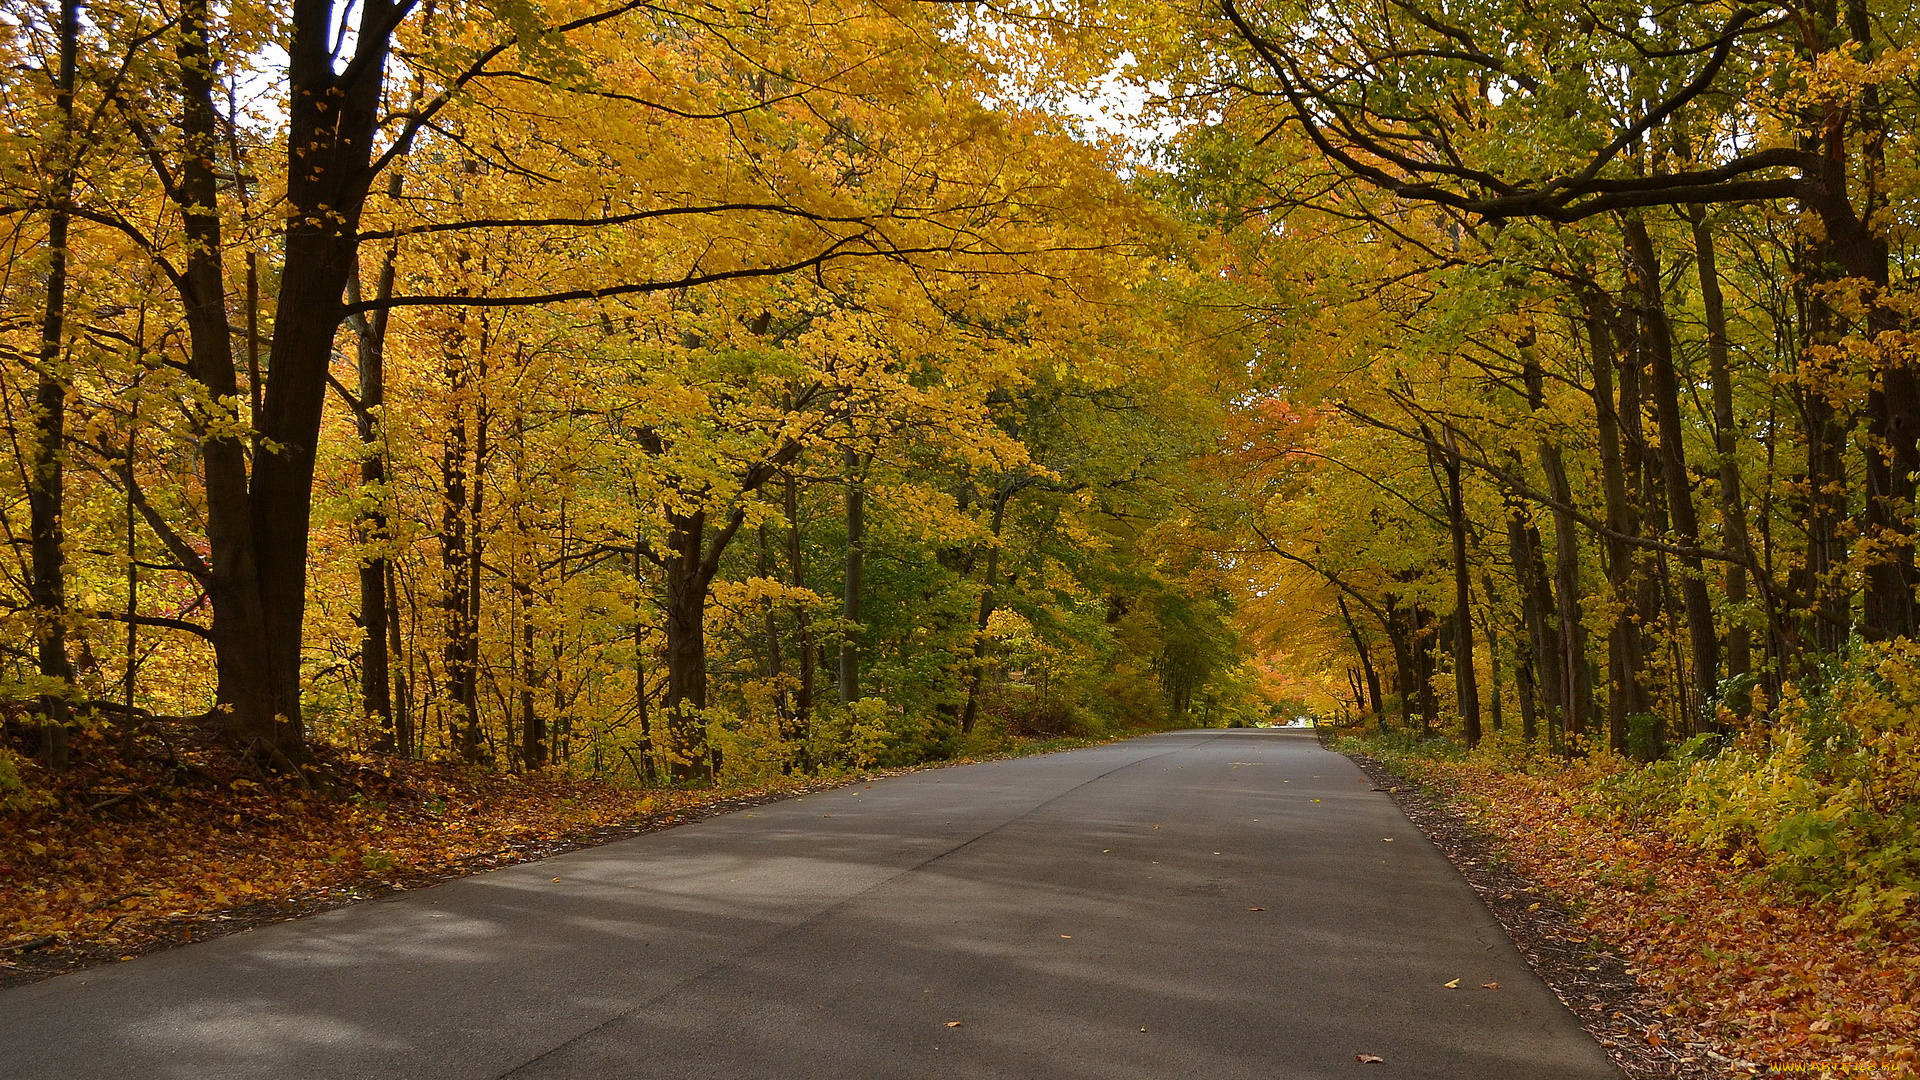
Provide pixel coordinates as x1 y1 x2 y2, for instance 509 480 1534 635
945 1021 963 1028
551 877 562 883
1444 978 1461 988
1247 906 1265 911
1060 934 1072 939
1357 1053 1384 1063
1382 838 1394 842
1482 982 1500 990
1312 799 1322 803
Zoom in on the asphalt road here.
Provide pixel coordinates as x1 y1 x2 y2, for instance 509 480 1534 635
0 729 1620 1079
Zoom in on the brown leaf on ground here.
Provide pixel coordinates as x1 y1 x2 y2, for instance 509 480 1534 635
1349 751 1920 1080
0 727 872 988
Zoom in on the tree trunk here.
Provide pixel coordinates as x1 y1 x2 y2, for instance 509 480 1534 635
388 559 413 756
1382 593 1417 730
30 0 81 768
1506 498 1555 745
171 0 395 765
662 509 716 779
1584 287 1650 752
440 332 484 763
519 581 544 769
1438 429 1481 746
1688 208 1753 686
1412 606 1439 736
1481 573 1503 733
1624 216 1717 731
1518 330 1590 740
1829 0 1915 642
1790 238 1856 655
631 531 654 779
839 449 865 706
784 467 815 732
1336 594 1384 724
177 0 297 763
350 250 396 750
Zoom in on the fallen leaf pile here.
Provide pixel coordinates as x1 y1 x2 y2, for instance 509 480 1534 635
1394 753 1920 1075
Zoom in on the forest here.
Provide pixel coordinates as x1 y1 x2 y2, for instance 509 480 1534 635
3 0 1919 1068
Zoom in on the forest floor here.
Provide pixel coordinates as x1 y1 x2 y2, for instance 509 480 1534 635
0 725 1114 989
1339 740 1919 1080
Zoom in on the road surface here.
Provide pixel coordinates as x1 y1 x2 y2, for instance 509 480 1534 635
0 729 1620 1079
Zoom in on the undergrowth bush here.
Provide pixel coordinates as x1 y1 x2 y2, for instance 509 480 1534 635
1337 643 1920 933
984 684 1093 739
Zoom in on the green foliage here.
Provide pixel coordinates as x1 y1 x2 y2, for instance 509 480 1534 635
1577 645 1920 930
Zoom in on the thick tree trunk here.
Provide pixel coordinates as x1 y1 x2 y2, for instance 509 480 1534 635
662 510 715 779
30 0 81 768
1790 238 1858 655
170 0 393 765
1830 0 1915 642
178 0 296 762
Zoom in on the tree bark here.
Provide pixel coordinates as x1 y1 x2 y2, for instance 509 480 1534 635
1623 216 1717 732
651 440 802 778
1688 208 1753 686
440 338 482 764
1336 594 1384 724
784 467 816 729
1832 0 1915 642
350 252 396 751
1438 428 1481 746
839 449 865 706
162 0 397 766
30 0 81 768
1583 286 1650 752
1505 502 1552 745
